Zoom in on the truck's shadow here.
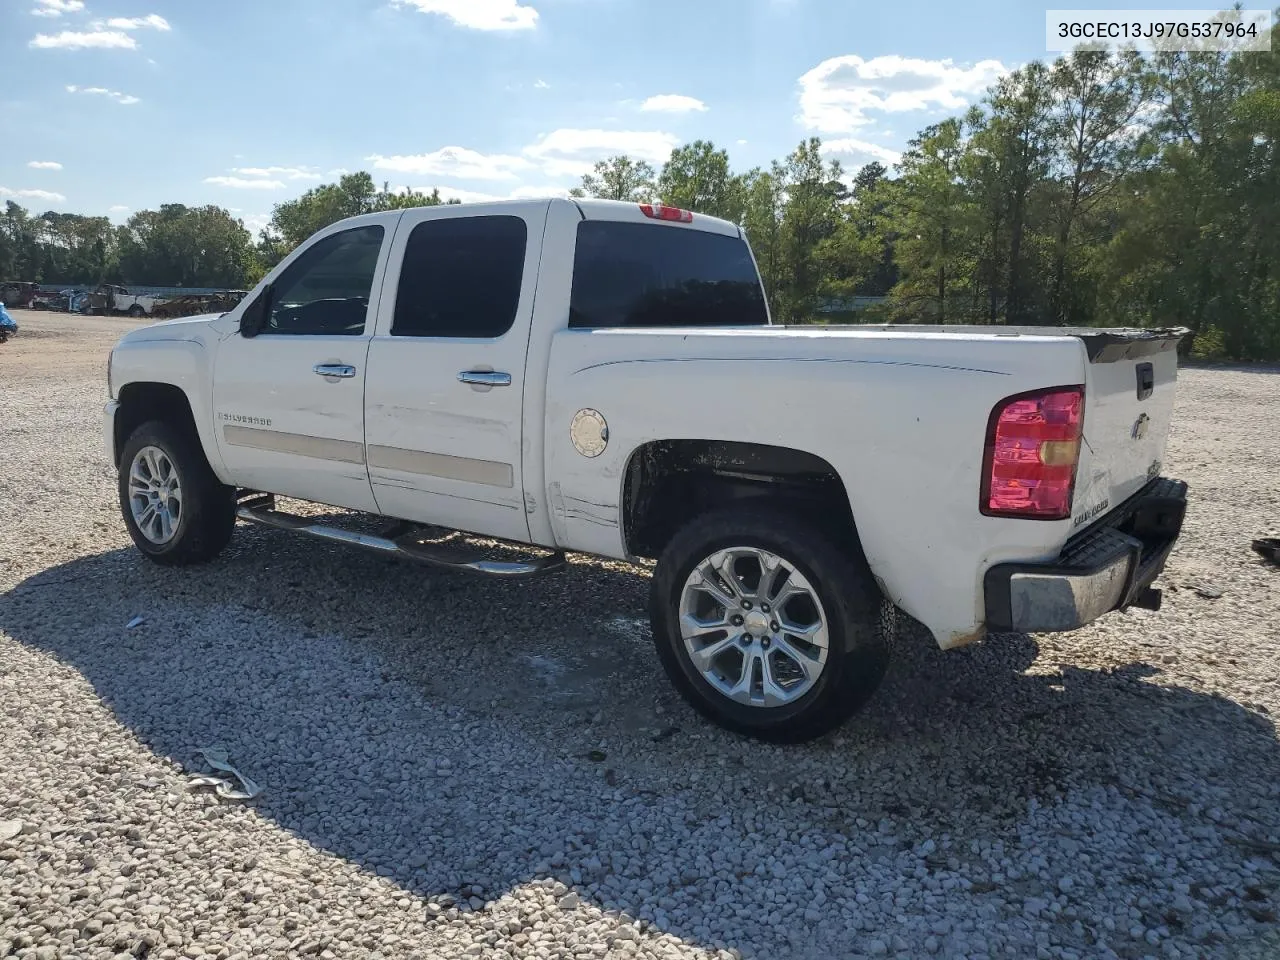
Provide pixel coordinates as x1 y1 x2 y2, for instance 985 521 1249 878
3 528 1278 958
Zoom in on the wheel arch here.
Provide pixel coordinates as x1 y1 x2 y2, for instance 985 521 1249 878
113 381 199 467
621 438 869 565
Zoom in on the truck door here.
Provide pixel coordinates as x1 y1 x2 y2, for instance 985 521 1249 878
363 202 549 542
212 221 393 512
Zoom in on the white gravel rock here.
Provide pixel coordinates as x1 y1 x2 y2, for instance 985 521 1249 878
1 314 1279 960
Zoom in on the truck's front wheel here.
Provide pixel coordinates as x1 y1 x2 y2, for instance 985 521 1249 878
118 420 236 566
650 508 892 743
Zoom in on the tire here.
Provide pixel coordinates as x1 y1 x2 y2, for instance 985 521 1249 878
650 506 893 743
128 305 146 318
118 419 236 566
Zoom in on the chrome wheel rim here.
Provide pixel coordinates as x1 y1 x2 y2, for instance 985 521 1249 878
679 546 830 709
128 445 183 545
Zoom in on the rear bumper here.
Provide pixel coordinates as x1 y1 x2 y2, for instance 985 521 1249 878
984 477 1188 633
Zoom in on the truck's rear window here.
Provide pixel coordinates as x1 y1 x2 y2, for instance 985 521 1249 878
569 221 768 329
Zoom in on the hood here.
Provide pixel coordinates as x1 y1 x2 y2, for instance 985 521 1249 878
118 313 223 343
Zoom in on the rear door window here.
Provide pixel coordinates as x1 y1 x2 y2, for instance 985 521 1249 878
569 221 768 329
392 215 528 339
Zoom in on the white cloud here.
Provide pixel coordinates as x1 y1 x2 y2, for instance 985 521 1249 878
109 205 130 213
368 146 534 182
30 0 84 17
31 29 137 50
534 79 550 90
232 166 322 181
523 128 680 177
66 84 140 105
105 14 170 31
28 160 63 170
240 213 271 233
204 176 287 190
393 0 537 31
822 137 903 167
736 139 749 145
0 186 66 202
798 54 1007 131
326 168 350 177
640 94 708 114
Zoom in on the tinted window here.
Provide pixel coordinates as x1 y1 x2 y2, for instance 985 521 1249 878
267 225 384 336
569 221 768 329
392 216 528 338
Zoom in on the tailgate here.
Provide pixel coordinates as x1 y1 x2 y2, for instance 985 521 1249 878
1071 330 1184 530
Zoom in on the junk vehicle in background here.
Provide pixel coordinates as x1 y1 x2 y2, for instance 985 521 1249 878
103 198 1190 743
151 290 249 320
90 284 167 318
30 289 71 312
1 281 39 309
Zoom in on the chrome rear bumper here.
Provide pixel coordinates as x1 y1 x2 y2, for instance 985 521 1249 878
984 477 1188 633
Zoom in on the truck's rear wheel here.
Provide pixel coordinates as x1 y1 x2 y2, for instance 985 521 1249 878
650 507 892 743
118 420 236 566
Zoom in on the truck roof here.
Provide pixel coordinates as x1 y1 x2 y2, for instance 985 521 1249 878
569 198 742 237
316 197 743 239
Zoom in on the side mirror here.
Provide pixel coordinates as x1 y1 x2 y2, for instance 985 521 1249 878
239 286 272 338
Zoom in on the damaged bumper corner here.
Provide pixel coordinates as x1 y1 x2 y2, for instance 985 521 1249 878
984 477 1188 634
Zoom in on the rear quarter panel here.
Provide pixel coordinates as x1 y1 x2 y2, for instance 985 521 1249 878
543 327 1089 648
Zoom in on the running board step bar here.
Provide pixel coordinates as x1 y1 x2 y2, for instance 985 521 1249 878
235 495 566 579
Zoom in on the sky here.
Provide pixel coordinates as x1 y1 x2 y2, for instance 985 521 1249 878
1 0 1141 236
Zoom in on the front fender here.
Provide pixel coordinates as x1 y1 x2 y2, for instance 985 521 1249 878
110 339 228 483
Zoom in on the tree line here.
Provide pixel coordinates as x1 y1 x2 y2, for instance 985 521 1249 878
0 173 453 293
571 39 1278 361
2 35 1276 360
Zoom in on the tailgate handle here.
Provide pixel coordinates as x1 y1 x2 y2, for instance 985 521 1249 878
1136 362 1154 401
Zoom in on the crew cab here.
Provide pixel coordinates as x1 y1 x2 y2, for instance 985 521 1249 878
105 198 1188 742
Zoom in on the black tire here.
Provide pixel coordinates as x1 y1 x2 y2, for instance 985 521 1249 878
118 419 236 566
650 507 893 743
128 305 146 318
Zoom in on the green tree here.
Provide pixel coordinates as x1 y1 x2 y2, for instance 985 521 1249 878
269 172 382 248
117 204 256 287
739 167 786 318
267 171 449 252
570 156 657 202
888 119 975 322
846 161 899 298
774 138 848 322
973 63 1055 324
658 140 744 220
1047 49 1151 324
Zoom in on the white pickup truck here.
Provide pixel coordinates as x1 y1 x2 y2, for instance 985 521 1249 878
105 198 1189 742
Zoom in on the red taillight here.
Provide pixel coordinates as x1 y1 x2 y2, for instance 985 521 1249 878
639 203 693 223
981 386 1085 520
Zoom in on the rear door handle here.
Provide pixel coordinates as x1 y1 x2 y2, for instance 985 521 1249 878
458 370 512 387
313 363 357 379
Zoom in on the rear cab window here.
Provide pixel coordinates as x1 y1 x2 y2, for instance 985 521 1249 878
569 221 768 329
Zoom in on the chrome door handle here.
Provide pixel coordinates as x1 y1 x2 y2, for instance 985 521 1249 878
313 363 357 379
458 370 512 387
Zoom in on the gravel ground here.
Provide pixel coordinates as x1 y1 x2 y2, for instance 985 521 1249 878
1 309 1278 960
